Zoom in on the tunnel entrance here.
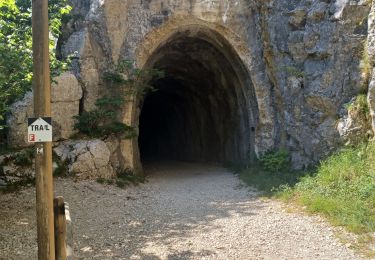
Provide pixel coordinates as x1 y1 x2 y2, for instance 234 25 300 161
138 31 256 165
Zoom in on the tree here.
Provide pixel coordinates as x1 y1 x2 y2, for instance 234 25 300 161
0 0 71 136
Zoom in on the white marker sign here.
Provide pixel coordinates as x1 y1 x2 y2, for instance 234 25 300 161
27 117 52 143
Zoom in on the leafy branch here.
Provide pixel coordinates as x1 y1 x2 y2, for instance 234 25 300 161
74 60 163 138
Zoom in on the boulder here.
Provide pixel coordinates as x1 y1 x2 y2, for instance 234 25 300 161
51 72 83 140
6 72 82 148
6 92 34 148
54 139 115 179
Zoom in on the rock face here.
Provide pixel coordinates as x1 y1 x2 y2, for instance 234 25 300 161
6 0 375 172
6 92 34 148
368 5 375 136
6 73 82 148
54 139 115 179
53 0 375 171
368 70 375 135
51 72 83 140
337 96 373 145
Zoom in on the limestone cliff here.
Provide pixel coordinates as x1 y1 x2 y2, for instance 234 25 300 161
8 0 375 172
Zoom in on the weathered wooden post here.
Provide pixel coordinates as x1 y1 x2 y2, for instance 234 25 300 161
54 197 67 260
54 196 74 260
32 0 55 258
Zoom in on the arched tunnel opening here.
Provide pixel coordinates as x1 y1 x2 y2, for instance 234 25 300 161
138 32 257 165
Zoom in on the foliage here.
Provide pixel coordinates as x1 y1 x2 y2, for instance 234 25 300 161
231 149 305 195
74 60 163 138
235 162 306 196
52 151 70 177
73 105 136 138
1 177 35 193
346 94 370 119
13 148 34 166
0 0 71 131
116 168 145 188
259 149 290 172
280 142 375 235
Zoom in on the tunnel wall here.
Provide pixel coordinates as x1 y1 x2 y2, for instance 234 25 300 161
58 0 373 173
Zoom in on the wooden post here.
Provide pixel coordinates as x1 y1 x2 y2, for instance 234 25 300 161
32 0 55 259
54 197 67 260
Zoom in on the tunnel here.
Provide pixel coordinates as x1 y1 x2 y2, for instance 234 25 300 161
137 30 257 165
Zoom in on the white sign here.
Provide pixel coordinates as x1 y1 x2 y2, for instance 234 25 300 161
27 117 52 143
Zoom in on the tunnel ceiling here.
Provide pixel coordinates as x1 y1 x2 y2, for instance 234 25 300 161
138 34 255 164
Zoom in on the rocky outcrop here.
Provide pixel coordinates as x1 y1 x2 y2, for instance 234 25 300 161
337 96 373 145
368 69 375 135
53 0 374 170
5 0 375 172
0 139 117 186
54 139 115 179
6 73 82 148
52 72 83 140
6 92 34 148
368 5 375 136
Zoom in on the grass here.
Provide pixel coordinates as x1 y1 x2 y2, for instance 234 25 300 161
281 142 375 234
237 143 375 234
235 163 306 196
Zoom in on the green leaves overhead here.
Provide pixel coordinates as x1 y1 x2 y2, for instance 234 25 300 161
0 0 71 128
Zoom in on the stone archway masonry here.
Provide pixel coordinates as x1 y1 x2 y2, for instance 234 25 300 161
6 0 375 177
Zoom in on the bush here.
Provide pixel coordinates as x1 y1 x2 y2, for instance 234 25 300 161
259 149 290 172
13 148 34 166
74 60 162 138
232 149 306 195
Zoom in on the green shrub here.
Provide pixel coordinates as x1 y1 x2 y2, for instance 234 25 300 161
74 60 162 138
233 149 305 195
13 148 34 166
260 149 290 172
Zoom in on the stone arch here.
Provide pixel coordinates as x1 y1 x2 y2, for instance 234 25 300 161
120 16 275 173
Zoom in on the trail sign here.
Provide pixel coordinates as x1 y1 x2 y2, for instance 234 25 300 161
28 117 52 142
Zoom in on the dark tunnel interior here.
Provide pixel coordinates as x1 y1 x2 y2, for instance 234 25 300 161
138 34 254 164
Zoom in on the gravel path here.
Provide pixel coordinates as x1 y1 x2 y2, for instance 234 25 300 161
0 162 367 259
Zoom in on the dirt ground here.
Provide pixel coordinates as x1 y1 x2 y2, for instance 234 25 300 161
0 162 366 259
